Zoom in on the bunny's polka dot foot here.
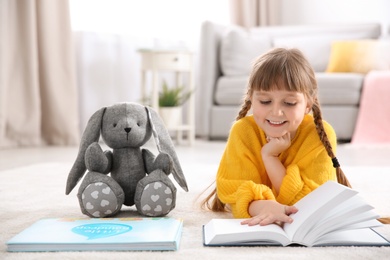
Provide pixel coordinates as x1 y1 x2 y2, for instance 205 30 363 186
138 181 175 217
80 182 121 218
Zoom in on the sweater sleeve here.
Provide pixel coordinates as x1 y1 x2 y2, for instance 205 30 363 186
216 119 275 218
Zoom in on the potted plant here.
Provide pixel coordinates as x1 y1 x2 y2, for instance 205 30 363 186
158 81 193 129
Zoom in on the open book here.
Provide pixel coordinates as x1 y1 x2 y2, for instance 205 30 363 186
203 181 390 247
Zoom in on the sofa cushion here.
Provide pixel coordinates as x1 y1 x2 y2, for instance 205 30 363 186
219 23 381 75
214 76 248 105
321 106 359 140
210 106 241 139
214 73 364 107
316 72 364 106
326 40 390 73
272 35 383 73
273 35 333 72
219 27 271 76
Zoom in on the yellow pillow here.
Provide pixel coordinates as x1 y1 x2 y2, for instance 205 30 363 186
326 40 390 74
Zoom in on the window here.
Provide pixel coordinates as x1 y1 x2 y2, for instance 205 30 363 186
70 0 230 50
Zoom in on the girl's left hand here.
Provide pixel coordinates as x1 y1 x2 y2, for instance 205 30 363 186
241 200 298 226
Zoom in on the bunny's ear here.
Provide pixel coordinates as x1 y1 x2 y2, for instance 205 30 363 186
146 106 189 192
65 107 106 195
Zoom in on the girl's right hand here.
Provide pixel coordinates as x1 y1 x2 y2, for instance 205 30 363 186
241 200 298 226
262 132 291 157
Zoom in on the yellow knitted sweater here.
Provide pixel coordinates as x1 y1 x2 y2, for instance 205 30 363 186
216 114 337 218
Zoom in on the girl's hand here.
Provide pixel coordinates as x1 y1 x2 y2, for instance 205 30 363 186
262 132 291 157
241 200 298 226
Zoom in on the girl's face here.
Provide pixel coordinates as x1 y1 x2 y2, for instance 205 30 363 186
251 88 312 139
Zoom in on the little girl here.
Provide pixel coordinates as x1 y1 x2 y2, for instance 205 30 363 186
203 47 351 226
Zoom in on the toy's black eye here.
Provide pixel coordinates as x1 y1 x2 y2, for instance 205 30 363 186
137 122 141 127
113 123 117 127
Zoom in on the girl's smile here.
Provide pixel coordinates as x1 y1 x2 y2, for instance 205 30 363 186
267 120 286 126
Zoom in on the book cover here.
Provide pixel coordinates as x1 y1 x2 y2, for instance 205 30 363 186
7 217 183 252
203 181 390 247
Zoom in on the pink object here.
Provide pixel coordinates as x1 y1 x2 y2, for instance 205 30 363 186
352 71 390 144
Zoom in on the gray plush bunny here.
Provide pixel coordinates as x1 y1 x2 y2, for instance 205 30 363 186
65 102 188 218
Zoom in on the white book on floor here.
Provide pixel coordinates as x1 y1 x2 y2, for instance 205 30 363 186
203 181 390 247
7 217 183 252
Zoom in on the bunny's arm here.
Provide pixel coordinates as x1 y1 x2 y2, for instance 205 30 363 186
142 148 155 173
85 142 113 174
142 148 172 175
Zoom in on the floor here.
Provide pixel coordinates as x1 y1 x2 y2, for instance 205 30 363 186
1 139 390 171
2 140 390 260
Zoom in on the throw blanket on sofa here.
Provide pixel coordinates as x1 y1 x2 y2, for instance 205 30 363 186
352 71 390 144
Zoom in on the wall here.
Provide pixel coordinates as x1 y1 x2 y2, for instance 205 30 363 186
279 0 390 37
69 0 230 131
72 0 390 133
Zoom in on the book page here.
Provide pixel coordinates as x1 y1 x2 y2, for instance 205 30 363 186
283 181 358 242
312 228 390 247
302 208 380 244
306 194 372 231
203 219 291 246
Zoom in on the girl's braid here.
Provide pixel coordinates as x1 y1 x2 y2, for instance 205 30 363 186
236 96 252 121
311 98 351 188
313 99 390 224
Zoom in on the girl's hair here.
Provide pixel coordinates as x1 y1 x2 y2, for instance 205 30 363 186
202 47 352 212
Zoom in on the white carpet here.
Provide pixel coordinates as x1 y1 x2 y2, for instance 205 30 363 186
1 162 390 260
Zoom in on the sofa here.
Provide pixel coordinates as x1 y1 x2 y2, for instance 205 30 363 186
195 21 382 141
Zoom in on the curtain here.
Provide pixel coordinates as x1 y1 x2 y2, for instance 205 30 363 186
0 0 79 148
229 0 281 27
